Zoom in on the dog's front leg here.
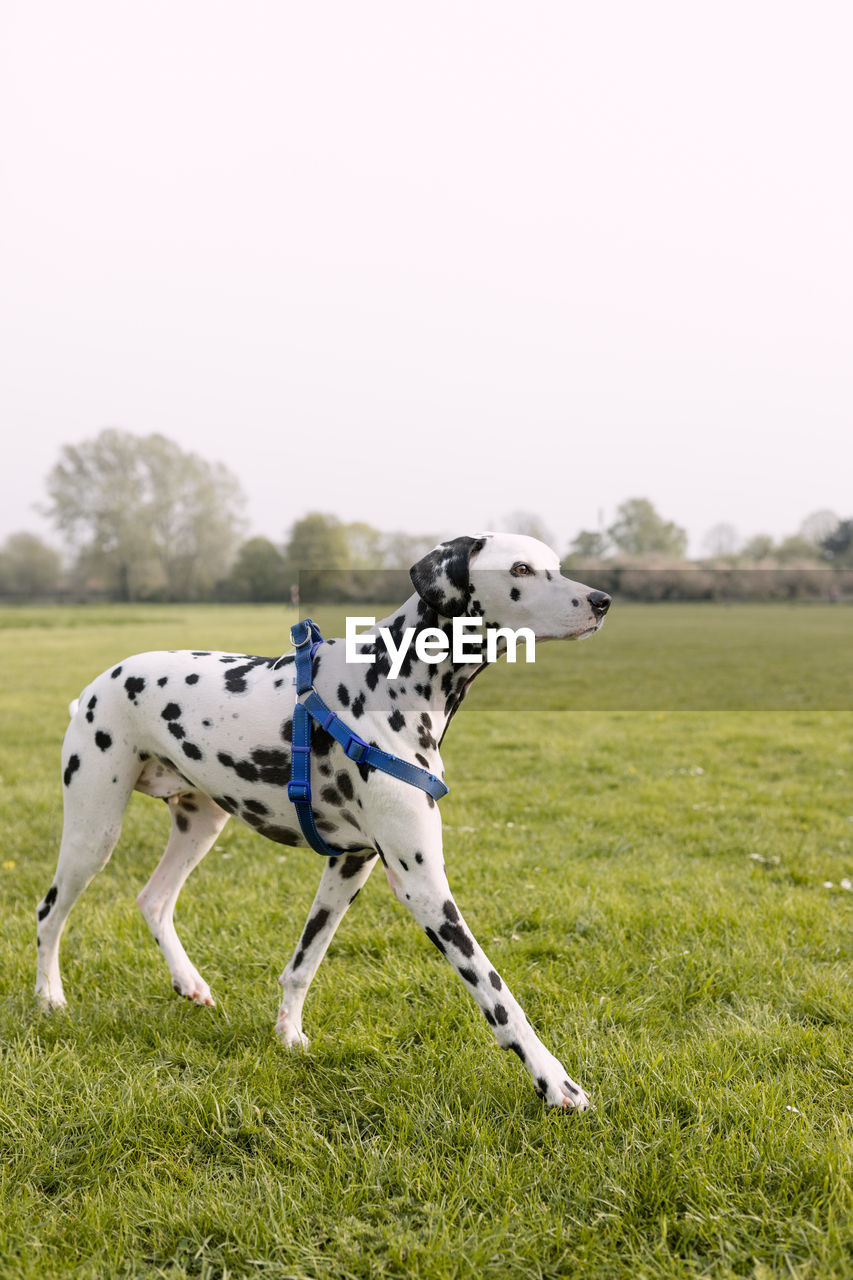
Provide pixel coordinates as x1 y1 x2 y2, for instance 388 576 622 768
376 812 589 1111
276 851 378 1049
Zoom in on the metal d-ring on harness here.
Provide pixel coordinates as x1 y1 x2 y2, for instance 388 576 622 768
283 618 448 857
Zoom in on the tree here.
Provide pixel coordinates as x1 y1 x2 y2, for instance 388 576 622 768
225 537 286 601
501 511 556 547
45 429 246 600
741 534 776 562
775 534 822 564
821 519 853 565
702 523 740 558
0 532 63 597
282 512 351 599
800 509 840 546
607 498 688 558
567 529 610 559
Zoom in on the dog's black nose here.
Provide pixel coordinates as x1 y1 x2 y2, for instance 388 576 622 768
588 590 611 617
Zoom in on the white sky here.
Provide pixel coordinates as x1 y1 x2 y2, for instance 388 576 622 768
1 0 851 558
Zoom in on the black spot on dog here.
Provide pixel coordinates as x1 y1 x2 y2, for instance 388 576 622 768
185 673 200 685
483 1008 496 1026
175 811 190 833
321 786 342 806
191 651 211 657
223 656 273 695
563 1079 580 1096
312 728 333 758
138 751 150 761
94 730 112 752
243 798 269 816
180 798 198 812
63 755 80 786
257 824 301 844
510 587 520 602
300 908 330 952
398 858 408 871
388 709 405 732
336 772 354 801
161 703 182 721
202 718 212 728
351 693 366 719
181 742 203 761
425 927 445 954
488 970 502 991
535 1078 548 1099
339 853 372 878
217 795 238 813
415 753 429 768
111 666 123 679
85 695 97 723
341 811 360 829
415 851 423 864
168 723 185 740
280 719 292 742
507 1042 526 1062
374 842 387 866
438 918 474 957
38 884 58 921
292 949 305 970
337 684 350 707
124 676 146 702
493 1004 509 1025
442 900 459 922
545 570 553 581
157 676 168 687
458 967 478 985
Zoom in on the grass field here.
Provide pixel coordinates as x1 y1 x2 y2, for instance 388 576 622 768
0 603 851 1279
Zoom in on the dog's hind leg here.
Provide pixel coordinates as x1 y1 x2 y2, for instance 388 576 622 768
136 793 229 1006
36 733 139 1009
275 851 378 1049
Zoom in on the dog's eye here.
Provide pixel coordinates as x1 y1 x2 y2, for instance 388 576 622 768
510 562 532 577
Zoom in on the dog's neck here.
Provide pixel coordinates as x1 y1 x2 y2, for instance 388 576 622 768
371 594 491 741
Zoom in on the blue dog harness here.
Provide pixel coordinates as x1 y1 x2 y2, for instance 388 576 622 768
284 618 448 857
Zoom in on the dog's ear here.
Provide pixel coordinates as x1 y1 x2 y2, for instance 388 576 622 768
410 536 486 617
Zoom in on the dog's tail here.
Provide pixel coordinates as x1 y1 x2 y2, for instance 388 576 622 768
68 698 79 719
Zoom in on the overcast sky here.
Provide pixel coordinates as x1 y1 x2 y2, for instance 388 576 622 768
1 1 850 558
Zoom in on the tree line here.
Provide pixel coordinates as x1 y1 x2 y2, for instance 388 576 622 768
1 429 851 602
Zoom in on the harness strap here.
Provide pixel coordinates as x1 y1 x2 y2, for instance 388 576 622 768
285 618 448 857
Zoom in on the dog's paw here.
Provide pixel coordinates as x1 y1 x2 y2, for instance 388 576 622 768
171 974 214 1006
275 1009 310 1051
532 1058 591 1111
35 983 67 1011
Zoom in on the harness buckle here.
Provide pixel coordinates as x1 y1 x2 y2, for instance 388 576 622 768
344 735 369 763
287 780 312 804
291 620 312 648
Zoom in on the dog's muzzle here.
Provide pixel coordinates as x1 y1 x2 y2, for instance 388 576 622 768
588 591 611 619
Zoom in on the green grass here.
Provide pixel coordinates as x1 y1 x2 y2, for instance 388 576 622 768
1 604 851 1279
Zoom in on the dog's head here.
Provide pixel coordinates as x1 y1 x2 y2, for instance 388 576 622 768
410 532 610 639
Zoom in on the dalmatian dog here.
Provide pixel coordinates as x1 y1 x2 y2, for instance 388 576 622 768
35 533 611 1110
